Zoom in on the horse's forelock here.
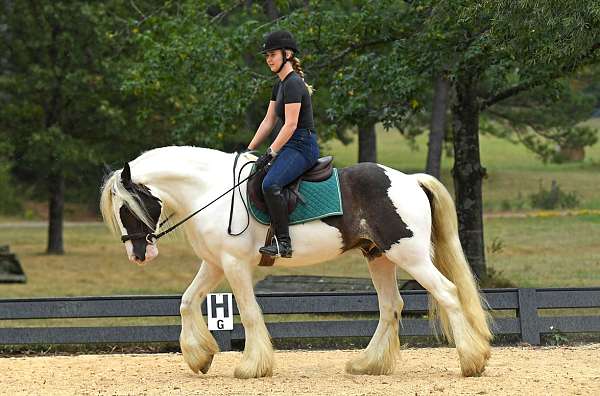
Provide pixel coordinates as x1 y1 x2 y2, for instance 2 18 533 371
99 171 121 235
100 170 159 235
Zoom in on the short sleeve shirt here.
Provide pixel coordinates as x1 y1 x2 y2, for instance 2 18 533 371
270 71 314 129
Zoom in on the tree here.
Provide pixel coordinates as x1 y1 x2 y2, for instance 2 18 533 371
0 1 169 253
124 1 428 158
448 1 600 279
425 74 450 178
121 1 600 280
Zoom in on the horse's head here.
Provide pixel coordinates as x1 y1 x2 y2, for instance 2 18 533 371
100 163 163 266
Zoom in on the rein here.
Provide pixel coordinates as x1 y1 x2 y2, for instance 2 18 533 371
120 152 259 245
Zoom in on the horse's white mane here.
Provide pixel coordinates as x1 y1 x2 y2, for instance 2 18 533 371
99 146 237 236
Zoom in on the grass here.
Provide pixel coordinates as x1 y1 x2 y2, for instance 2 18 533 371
484 215 600 287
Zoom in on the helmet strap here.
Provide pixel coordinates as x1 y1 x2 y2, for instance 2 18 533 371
275 49 288 74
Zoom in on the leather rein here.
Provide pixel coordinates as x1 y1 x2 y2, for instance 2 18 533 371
120 152 258 245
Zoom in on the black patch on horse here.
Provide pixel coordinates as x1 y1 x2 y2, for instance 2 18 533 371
322 163 413 259
119 163 162 260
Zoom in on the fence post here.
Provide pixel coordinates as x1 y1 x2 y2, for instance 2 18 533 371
212 331 232 351
518 288 540 345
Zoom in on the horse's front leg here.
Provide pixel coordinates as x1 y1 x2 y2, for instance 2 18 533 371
222 253 274 379
180 260 224 374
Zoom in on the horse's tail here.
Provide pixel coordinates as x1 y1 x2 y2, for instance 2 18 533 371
415 173 492 345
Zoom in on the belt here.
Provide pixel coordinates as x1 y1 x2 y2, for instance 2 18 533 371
297 128 315 134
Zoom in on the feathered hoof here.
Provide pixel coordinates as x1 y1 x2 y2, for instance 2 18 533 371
182 347 215 374
233 358 273 379
459 351 489 377
199 354 214 374
345 353 394 376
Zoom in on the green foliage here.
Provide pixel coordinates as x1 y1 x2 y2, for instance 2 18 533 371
120 0 431 146
500 192 527 212
547 326 569 346
481 79 599 162
0 163 22 215
521 126 598 164
529 180 580 210
0 1 170 202
121 2 269 147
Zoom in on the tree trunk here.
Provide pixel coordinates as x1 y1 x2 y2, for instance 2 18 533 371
426 74 450 179
263 0 279 20
358 120 377 163
451 72 486 280
46 170 65 254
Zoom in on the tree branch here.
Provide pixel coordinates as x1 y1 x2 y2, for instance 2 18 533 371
309 37 398 70
480 42 600 111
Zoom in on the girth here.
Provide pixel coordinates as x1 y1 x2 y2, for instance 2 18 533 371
247 156 334 214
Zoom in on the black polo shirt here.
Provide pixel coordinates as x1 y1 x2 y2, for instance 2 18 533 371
270 71 314 129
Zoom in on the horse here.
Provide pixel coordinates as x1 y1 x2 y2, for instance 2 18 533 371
99 146 492 379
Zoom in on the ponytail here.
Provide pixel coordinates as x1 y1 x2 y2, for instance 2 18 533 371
291 56 314 95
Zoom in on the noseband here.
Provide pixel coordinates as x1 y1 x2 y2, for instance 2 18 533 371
121 233 157 244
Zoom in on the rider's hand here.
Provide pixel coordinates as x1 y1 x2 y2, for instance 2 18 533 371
254 151 273 170
255 147 278 169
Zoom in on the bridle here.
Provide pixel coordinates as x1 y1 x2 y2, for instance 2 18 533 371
119 152 259 245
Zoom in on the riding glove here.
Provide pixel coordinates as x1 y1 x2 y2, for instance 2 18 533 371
255 149 275 170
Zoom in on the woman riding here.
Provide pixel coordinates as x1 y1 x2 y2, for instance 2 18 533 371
247 30 319 258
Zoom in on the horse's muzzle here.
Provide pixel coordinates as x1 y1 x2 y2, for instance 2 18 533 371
124 241 159 266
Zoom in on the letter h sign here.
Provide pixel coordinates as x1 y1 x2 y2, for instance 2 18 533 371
207 293 233 331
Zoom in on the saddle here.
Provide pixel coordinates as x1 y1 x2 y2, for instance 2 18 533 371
247 156 334 214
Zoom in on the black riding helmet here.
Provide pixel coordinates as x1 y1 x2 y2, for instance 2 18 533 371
261 30 298 74
261 30 299 54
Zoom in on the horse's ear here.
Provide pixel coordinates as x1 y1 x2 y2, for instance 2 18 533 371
121 163 132 185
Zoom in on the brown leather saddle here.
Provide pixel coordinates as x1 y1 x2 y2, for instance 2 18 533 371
247 156 334 214
248 156 334 267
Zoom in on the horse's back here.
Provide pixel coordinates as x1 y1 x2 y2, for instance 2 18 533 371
321 162 431 254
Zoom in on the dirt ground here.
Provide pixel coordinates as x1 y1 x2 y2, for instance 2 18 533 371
1 345 599 395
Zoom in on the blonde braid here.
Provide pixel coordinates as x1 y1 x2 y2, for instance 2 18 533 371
291 56 314 95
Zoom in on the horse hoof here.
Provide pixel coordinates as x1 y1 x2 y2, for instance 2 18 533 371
234 361 273 379
200 354 214 374
460 358 487 377
183 349 214 374
345 354 392 376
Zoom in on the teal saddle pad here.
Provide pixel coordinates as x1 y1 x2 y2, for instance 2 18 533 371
248 168 343 225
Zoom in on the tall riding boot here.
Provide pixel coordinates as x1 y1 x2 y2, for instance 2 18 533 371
259 184 293 258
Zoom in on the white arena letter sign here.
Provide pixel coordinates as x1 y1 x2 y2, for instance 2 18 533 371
207 293 233 331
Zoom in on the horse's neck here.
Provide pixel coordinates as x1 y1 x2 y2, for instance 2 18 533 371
130 146 235 212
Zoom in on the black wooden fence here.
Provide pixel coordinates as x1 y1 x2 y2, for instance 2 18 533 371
1 287 599 350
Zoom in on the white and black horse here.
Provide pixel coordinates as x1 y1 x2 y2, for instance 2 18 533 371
100 146 492 379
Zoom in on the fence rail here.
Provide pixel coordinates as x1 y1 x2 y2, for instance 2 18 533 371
1 287 598 350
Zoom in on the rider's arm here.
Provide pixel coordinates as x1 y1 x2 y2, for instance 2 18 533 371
248 101 277 150
270 103 300 153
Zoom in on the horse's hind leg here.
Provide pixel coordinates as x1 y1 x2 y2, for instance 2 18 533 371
222 253 274 379
346 256 403 375
387 246 489 377
180 260 224 374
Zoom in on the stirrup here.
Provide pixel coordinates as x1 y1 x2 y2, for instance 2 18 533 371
259 235 292 258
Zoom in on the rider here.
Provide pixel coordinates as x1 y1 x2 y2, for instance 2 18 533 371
247 30 319 258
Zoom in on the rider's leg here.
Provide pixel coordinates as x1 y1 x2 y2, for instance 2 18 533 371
260 147 313 258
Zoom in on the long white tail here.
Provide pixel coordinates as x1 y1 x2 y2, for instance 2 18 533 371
415 173 493 347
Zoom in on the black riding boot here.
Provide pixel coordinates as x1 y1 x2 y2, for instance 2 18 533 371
259 185 293 258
